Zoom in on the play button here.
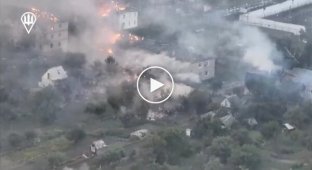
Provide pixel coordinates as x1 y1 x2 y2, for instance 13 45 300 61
137 66 174 104
150 78 164 93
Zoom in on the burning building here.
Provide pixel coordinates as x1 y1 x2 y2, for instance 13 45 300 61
117 9 138 30
36 22 69 53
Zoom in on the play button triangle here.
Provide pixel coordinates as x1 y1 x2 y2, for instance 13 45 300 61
150 78 164 93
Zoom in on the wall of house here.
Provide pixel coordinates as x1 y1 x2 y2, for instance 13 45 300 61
41 22 69 52
118 11 138 30
192 59 216 81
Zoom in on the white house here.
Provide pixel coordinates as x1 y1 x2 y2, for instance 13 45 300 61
146 110 166 121
38 66 68 88
185 128 192 137
130 129 149 140
118 10 138 30
90 140 107 155
220 98 231 108
283 123 295 131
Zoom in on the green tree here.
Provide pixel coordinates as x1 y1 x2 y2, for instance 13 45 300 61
150 129 193 165
284 106 309 128
261 121 280 139
31 88 62 124
231 129 252 146
192 118 224 139
8 133 23 148
205 157 224 170
101 150 125 165
85 102 107 115
48 152 66 169
66 128 86 143
210 136 235 163
230 145 261 170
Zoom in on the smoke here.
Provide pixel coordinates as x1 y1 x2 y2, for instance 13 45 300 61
239 26 282 72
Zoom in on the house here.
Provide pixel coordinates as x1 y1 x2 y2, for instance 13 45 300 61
222 81 250 96
191 58 216 81
90 140 107 155
147 110 166 121
247 118 258 127
117 9 138 30
220 114 236 129
220 97 231 108
37 22 69 53
38 66 68 88
220 95 241 109
130 129 149 140
185 128 192 137
200 111 216 120
283 123 295 132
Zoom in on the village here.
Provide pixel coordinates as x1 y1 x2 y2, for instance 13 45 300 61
1 0 312 170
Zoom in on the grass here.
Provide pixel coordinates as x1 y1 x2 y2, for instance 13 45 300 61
7 136 72 163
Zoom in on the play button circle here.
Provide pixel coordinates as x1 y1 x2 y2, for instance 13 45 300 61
137 66 174 104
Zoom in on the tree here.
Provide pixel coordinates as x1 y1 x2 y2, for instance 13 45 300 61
64 52 86 69
184 90 211 114
101 150 125 165
205 157 223 170
8 133 23 148
284 106 310 128
302 134 312 150
66 128 86 143
149 129 193 165
210 136 235 163
24 130 38 146
229 145 261 170
261 121 280 139
192 118 224 139
31 88 62 124
85 102 107 115
231 129 251 146
48 152 66 169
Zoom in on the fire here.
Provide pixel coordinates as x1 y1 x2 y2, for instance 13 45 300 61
107 48 113 54
98 6 112 17
111 33 122 44
30 7 59 23
98 1 127 17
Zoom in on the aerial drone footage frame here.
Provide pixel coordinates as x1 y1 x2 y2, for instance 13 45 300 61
1 0 312 170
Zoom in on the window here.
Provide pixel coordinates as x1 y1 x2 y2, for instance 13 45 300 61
59 32 61 37
50 43 53 48
205 71 208 75
198 63 202 67
58 42 61 47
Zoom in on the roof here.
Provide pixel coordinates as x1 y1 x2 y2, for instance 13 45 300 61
220 114 236 128
284 123 295 130
92 140 107 150
245 0 312 18
38 66 68 88
247 118 258 126
200 111 216 119
130 129 149 139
